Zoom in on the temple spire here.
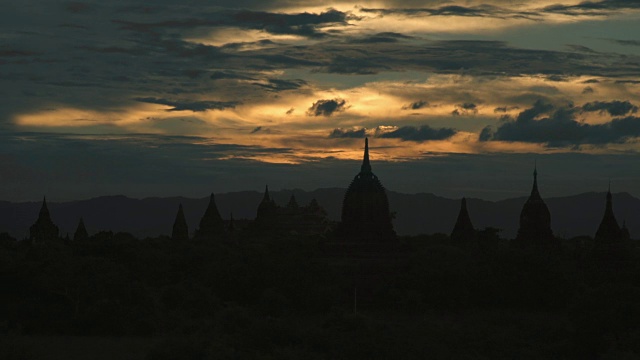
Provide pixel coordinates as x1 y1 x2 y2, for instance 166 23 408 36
530 162 540 198
263 185 271 202
361 138 372 174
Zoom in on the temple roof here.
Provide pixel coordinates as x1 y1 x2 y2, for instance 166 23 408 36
595 187 622 243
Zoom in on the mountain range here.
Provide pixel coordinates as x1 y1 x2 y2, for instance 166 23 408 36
1 189 638 239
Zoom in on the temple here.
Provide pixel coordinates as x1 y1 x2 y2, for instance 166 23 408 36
513 166 556 249
450 198 477 246
336 138 396 242
172 204 189 241
593 186 628 249
29 197 59 242
193 193 226 240
74 217 89 241
254 188 328 235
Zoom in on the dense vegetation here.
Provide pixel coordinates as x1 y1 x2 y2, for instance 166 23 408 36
1 231 640 359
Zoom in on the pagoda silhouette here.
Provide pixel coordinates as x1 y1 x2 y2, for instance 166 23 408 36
254 186 328 235
450 197 477 246
29 197 59 242
193 193 226 241
593 185 631 255
335 138 396 242
513 165 556 250
171 204 189 241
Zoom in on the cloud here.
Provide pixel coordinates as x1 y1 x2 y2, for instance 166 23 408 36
251 78 307 91
347 32 413 44
114 8 354 38
134 97 240 112
452 102 479 116
321 54 390 75
542 1 640 16
402 100 429 110
609 39 640 47
329 128 366 138
307 98 347 117
481 100 640 145
494 106 519 113
375 125 456 142
582 100 638 116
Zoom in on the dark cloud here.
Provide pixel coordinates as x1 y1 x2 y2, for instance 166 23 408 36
609 39 640 47
546 74 569 82
582 100 638 116
452 103 479 116
347 32 413 44
115 8 353 38
285 108 294 115
307 99 347 117
482 100 640 145
375 125 456 142
210 71 255 81
402 100 429 110
251 78 307 91
251 126 263 134
583 79 600 84
361 5 495 18
494 106 519 113
582 86 595 94
329 128 366 138
478 126 493 142
543 0 640 16
135 97 239 112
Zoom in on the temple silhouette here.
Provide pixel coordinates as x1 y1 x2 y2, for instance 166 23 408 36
254 186 329 235
20 140 637 254
513 165 556 250
29 197 59 243
450 198 477 246
335 138 396 242
593 185 632 257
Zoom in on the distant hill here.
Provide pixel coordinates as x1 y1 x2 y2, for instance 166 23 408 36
1 189 639 239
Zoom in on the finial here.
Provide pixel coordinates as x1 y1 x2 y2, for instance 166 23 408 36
608 178 611 194
361 137 372 173
533 159 537 179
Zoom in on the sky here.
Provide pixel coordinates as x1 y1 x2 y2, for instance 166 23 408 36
1 0 640 202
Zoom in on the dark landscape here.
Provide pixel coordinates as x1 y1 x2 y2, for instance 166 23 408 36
3 0 640 359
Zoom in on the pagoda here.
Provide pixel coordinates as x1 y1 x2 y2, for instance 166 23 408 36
450 198 477 245
513 166 556 249
336 138 396 242
29 197 59 242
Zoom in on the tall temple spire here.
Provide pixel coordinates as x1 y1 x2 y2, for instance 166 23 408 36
172 203 189 241
74 217 89 241
515 165 555 250
194 193 225 240
263 185 271 202
531 161 540 198
40 196 51 219
30 196 59 242
595 184 622 246
360 137 372 174
450 197 476 245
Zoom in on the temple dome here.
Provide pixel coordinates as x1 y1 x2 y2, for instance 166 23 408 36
337 138 396 242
